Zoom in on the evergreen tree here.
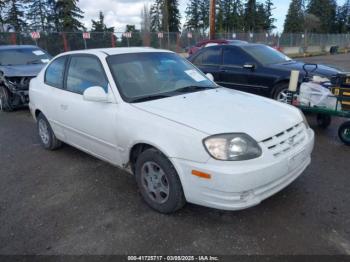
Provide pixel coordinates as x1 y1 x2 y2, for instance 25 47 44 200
264 0 276 31
0 0 5 26
150 0 162 31
25 0 51 31
55 0 84 31
185 0 200 30
4 0 26 31
335 0 350 33
244 0 256 32
91 11 113 32
283 0 304 33
121 24 142 46
307 0 337 33
150 0 181 32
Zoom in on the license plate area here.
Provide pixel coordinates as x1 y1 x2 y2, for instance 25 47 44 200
288 149 307 171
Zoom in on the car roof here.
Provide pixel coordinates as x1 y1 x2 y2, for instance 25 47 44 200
0 45 40 50
59 47 173 56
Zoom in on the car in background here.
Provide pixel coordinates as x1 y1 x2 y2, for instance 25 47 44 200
29 47 314 213
188 39 248 56
0 45 51 111
188 43 341 101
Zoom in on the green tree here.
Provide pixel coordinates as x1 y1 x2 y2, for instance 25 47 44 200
121 24 142 47
4 0 26 31
185 0 200 30
244 0 256 32
283 0 304 33
55 0 84 31
91 11 114 32
25 0 52 31
150 0 181 32
264 0 276 32
335 0 350 33
307 0 337 33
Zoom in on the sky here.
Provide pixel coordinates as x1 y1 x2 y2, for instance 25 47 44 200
77 0 346 33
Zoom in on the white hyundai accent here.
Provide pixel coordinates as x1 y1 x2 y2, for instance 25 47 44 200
29 47 314 213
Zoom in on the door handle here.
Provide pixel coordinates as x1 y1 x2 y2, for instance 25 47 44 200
60 104 68 111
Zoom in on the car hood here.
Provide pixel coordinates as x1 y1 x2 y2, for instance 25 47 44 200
0 64 45 77
268 61 341 78
132 88 302 142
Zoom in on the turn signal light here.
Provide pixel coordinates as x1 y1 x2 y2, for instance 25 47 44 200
191 170 211 179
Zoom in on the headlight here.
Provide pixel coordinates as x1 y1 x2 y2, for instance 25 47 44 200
299 110 310 129
203 133 262 161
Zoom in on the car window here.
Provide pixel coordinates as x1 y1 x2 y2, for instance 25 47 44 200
0 47 51 66
223 47 253 66
45 56 66 89
66 56 108 95
193 47 221 66
107 52 216 102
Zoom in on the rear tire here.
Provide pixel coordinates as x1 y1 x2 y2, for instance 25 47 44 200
273 82 290 103
338 121 350 146
37 113 62 150
0 86 14 112
135 148 186 213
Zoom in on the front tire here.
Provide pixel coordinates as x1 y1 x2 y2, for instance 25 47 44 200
135 148 186 213
316 114 332 128
0 86 14 112
273 82 290 103
37 113 62 150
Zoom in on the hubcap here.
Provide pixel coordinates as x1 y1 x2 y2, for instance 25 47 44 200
141 161 170 204
38 119 50 145
276 89 290 103
343 127 350 140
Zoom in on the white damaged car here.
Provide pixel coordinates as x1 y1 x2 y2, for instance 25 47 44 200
29 48 314 213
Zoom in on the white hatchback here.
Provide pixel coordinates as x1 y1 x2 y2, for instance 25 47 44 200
29 47 314 213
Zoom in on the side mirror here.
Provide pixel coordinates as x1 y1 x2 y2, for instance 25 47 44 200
83 86 109 103
206 73 215 81
243 63 255 70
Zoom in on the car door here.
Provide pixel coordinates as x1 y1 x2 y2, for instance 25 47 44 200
219 46 269 95
191 46 222 83
59 54 121 165
42 55 69 141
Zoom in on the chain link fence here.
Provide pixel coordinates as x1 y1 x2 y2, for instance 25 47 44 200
1 31 350 56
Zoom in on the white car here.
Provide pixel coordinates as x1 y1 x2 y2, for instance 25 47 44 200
29 47 315 213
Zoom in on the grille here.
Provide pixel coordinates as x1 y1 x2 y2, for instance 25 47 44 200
261 122 306 158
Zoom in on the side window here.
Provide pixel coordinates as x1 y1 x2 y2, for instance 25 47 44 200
66 56 108 95
201 47 221 65
223 47 253 66
192 52 203 65
45 56 66 88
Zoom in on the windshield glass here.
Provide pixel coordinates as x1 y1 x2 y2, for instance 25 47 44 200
242 45 292 65
0 48 51 66
107 52 216 102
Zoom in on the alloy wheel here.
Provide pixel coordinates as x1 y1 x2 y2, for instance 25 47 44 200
38 119 50 145
276 88 290 103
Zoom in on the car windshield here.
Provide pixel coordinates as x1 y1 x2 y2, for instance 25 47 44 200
107 52 217 102
0 47 51 66
242 45 292 65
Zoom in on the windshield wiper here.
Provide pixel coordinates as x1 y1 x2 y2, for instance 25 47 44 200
173 85 215 94
129 94 171 103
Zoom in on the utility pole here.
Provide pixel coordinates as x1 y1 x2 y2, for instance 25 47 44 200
210 0 216 40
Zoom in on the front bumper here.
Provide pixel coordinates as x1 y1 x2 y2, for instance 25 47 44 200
171 128 315 211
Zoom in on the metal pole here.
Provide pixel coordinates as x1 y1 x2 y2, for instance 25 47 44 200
210 0 216 40
84 38 87 49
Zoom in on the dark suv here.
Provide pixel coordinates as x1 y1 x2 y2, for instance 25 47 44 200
0 45 51 111
188 44 341 101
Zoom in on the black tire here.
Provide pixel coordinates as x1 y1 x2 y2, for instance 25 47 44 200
316 114 332 128
0 85 14 112
37 113 62 150
273 82 290 103
135 148 186 213
338 121 350 146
